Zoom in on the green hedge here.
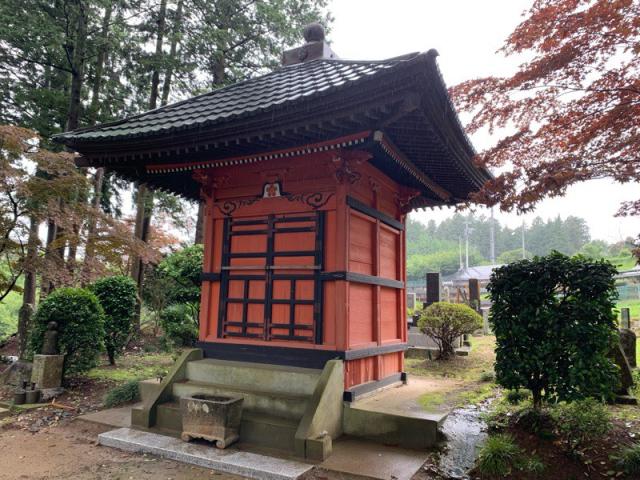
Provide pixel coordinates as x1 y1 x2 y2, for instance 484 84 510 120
30 287 105 375
91 275 137 365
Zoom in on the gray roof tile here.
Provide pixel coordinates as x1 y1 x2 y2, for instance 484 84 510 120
54 55 415 143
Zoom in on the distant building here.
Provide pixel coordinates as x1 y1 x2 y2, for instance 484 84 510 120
443 264 503 287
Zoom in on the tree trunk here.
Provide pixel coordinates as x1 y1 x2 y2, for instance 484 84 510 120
81 4 113 285
40 217 58 298
88 2 112 124
149 0 167 110
18 216 39 359
131 183 153 330
66 2 87 132
160 0 183 107
81 167 105 285
194 201 205 244
130 0 168 329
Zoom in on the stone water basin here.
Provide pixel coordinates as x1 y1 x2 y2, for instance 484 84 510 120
180 394 243 449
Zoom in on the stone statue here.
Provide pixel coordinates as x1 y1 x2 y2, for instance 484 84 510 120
41 321 59 355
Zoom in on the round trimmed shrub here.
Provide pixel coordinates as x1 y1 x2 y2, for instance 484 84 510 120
417 302 482 360
160 304 198 348
91 275 137 365
30 287 105 375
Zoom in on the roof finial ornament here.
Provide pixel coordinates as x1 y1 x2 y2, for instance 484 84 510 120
303 22 325 43
282 21 337 66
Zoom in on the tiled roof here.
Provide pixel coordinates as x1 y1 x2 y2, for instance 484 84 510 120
55 54 419 143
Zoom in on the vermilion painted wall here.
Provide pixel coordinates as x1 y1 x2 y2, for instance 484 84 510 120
197 148 407 389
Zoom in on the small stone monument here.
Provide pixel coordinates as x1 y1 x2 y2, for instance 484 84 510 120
619 328 637 369
407 292 416 311
31 321 65 399
621 308 632 330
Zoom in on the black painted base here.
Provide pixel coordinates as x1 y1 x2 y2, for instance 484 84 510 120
343 372 408 402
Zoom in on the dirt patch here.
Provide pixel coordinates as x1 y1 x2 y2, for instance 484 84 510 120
0 421 243 479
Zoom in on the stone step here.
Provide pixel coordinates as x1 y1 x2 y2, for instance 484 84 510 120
240 411 299 452
186 359 321 396
154 401 299 452
156 401 182 433
98 427 313 480
172 380 309 420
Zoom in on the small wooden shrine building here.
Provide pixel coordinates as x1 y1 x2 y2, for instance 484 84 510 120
56 24 490 408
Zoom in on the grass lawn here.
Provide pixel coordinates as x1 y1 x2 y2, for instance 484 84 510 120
86 351 176 383
406 335 498 411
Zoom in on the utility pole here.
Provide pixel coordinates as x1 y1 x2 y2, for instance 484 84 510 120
489 208 496 264
464 220 473 269
458 236 463 270
521 221 526 259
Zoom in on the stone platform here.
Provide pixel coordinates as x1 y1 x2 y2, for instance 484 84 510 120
98 427 313 480
343 377 448 449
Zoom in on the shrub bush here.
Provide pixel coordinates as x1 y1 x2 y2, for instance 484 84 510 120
104 380 140 408
160 304 198 348
30 287 105 375
418 302 482 360
515 407 555 438
551 398 611 451
488 252 619 408
479 371 495 382
476 434 523 477
617 443 640 475
505 389 530 405
91 275 137 365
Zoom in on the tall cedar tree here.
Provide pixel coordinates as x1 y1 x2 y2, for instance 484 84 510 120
451 0 640 254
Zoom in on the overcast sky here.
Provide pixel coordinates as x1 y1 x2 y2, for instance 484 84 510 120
328 0 639 243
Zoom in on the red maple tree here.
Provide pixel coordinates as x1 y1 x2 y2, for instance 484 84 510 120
451 0 639 222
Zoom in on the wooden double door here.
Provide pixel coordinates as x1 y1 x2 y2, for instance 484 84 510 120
217 212 325 343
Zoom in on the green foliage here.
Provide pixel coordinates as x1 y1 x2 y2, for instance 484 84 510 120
160 304 198 349
156 244 203 306
30 288 105 375
91 276 137 365
489 252 619 407
103 380 140 408
525 456 546 476
407 248 484 279
551 399 611 451
514 407 555 438
479 371 495 382
406 213 592 279
476 434 523 477
497 249 531 264
418 302 482 359
616 443 640 475
505 389 530 405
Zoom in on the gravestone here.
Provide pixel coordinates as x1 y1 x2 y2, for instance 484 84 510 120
619 328 637 368
468 278 481 313
621 308 631 330
407 292 416 311
31 322 65 398
481 308 491 335
425 272 440 307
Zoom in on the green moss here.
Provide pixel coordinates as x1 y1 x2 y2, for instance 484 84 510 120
457 383 496 406
418 391 446 411
86 352 173 382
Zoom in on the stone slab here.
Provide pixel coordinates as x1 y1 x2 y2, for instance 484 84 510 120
31 354 64 389
320 437 428 480
0 407 10 419
78 404 140 428
98 427 313 480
